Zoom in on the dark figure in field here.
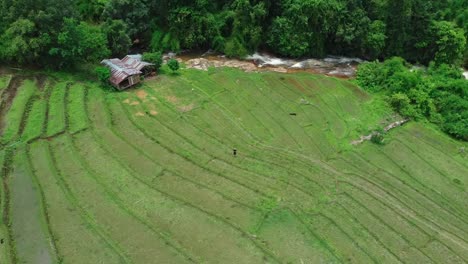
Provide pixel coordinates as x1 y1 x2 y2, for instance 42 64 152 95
1 238 4 244
233 148 237 157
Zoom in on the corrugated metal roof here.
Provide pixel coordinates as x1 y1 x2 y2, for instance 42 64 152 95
101 54 154 86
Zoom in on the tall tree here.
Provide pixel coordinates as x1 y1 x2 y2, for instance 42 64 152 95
431 21 466 65
267 0 342 57
385 0 412 57
102 19 132 57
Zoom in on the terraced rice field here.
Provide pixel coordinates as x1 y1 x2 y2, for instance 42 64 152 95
0 68 467 263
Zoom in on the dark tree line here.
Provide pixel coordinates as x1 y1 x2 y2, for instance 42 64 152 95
0 0 466 68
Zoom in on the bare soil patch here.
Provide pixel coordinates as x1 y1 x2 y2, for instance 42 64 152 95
136 90 148 100
35 75 47 91
166 95 179 104
178 103 195 113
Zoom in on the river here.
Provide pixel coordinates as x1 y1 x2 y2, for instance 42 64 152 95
172 51 363 78
171 51 468 80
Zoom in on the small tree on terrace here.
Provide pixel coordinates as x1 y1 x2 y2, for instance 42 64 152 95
95 66 111 86
167 58 180 73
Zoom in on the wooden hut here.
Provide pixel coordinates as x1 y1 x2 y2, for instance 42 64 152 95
101 54 154 90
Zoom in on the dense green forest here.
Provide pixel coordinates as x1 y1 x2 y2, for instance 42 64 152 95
357 59 467 140
0 0 467 67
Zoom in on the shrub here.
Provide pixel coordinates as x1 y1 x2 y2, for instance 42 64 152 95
150 30 180 52
357 57 468 141
95 66 110 85
371 130 386 145
142 52 162 70
355 61 385 92
224 38 248 58
167 59 180 73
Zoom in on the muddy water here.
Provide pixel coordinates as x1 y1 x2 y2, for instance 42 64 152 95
171 51 363 78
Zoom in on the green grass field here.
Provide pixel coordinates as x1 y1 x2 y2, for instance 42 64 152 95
0 67 467 263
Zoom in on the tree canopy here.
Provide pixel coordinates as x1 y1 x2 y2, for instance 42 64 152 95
357 58 468 140
0 0 466 67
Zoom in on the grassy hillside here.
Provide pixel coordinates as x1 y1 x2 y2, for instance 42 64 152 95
0 67 467 263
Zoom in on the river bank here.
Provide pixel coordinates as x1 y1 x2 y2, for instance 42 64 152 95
168 51 363 78
168 51 468 80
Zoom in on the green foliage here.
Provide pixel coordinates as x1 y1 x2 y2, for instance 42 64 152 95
224 38 249 58
68 85 88 133
228 0 266 53
2 80 38 143
355 62 385 92
142 52 163 70
431 21 466 65
149 30 180 52
95 67 111 85
167 7 220 50
357 58 468 140
0 0 76 65
371 130 386 145
453 178 462 185
390 93 419 118
257 197 279 215
21 100 47 142
0 0 467 65
50 19 110 68
365 20 387 59
102 0 151 40
267 0 342 58
167 59 180 73
0 19 51 64
267 17 310 57
0 75 11 91
77 0 108 22
102 19 132 57
46 83 68 137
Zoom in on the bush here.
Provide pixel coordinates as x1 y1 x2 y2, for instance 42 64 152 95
371 129 386 145
224 38 248 58
357 57 468 140
149 30 180 52
356 61 385 92
95 66 110 85
167 59 180 73
142 52 162 70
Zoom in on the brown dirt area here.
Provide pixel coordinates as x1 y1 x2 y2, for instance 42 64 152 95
178 103 195 113
166 95 179 104
136 90 148 100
